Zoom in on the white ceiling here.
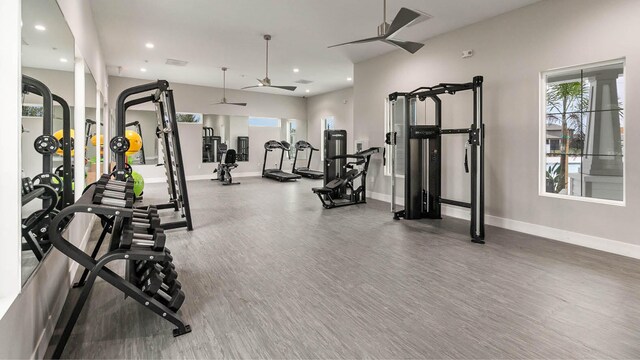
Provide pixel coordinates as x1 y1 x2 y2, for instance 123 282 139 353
90 0 539 97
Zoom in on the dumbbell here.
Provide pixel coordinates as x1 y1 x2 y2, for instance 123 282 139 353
94 193 134 208
140 273 185 311
93 182 134 207
120 228 165 251
135 259 175 278
96 177 133 193
22 177 34 195
96 186 133 199
127 215 161 230
132 207 158 219
138 265 178 288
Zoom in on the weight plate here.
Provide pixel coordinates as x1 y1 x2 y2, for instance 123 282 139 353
109 136 130 154
34 135 60 155
33 173 63 194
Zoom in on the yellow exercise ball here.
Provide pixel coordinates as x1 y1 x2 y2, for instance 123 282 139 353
91 134 104 146
53 129 75 156
125 130 143 156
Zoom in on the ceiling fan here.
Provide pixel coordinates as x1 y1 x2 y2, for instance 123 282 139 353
242 35 297 91
211 67 247 106
328 0 428 54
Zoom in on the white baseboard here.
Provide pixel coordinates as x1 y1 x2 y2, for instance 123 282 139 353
144 172 262 184
369 191 640 260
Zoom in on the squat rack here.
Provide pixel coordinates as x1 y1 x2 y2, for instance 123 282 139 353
387 75 484 243
113 80 193 231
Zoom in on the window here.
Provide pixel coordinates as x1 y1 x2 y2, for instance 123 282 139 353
541 59 625 203
286 120 296 158
22 104 43 117
383 97 406 178
248 117 280 127
176 112 202 123
320 116 335 160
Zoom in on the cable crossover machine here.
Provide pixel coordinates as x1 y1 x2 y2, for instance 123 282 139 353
387 76 485 243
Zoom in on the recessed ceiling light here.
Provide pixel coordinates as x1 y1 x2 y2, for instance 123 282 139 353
293 68 300 73
140 68 147 72
145 42 154 49
34 24 46 31
59 58 68 63
305 89 310 93
347 77 352 81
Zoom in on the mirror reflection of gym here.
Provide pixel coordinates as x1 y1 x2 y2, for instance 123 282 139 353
202 114 250 164
20 0 75 284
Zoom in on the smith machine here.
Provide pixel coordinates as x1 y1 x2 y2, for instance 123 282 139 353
386 76 485 243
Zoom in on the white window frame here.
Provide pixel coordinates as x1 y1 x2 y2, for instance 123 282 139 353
538 58 626 206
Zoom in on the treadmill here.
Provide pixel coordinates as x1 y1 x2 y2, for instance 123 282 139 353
292 140 323 179
262 140 302 182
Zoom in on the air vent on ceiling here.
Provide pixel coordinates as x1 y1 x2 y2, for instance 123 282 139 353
165 58 188 67
294 79 313 84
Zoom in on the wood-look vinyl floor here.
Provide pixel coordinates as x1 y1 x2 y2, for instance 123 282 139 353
48 177 640 359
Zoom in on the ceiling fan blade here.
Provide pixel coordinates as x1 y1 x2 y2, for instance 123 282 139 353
268 85 297 91
241 85 261 90
227 102 247 106
328 35 384 48
386 8 422 38
210 102 224 105
384 38 425 54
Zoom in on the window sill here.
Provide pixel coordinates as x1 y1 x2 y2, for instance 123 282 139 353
538 191 625 207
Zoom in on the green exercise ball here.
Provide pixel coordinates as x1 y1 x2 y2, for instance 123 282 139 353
131 171 144 197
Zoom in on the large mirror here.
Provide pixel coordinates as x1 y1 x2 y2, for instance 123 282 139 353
126 109 160 166
20 0 75 284
202 114 249 163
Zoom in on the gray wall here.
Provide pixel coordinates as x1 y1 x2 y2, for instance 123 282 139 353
306 87 354 170
349 0 640 245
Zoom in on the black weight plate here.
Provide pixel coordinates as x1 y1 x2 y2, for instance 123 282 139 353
109 136 130 153
34 135 60 155
33 173 63 194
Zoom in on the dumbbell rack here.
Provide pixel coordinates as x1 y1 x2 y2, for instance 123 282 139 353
48 177 191 359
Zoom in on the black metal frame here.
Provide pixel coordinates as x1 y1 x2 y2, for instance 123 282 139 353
262 140 301 181
313 147 380 209
23 84 73 206
237 136 249 161
292 140 323 179
388 76 485 243
202 127 215 163
52 93 74 208
114 80 193 231
48 185 191 359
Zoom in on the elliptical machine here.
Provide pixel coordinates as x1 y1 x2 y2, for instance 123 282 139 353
213 143 240 185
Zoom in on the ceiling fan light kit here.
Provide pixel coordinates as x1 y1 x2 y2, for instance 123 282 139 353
328 0 427 54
